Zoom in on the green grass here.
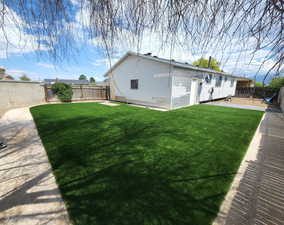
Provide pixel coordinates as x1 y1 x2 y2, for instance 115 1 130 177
30 103 263 225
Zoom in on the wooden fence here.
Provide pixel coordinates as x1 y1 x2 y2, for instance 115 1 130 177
45 85 110 102
235 87 275 98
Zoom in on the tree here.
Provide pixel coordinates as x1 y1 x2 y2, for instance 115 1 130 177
89 77 96 84
19 74 31 81
192 57 222 72
79 74 87 80
268 77 284 90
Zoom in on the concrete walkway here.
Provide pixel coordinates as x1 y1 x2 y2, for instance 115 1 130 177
214 108 284 225
0 107 70 225
205 102 266 111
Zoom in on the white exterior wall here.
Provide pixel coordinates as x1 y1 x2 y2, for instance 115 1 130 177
172 67 237 104
199 75 237 101
171 68 200 109
108 55 237 110
109 55 173 109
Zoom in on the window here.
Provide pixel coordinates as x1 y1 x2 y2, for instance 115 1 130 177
131 79 138 89
216 76 222 87
205 74 213 84
230 79 234 87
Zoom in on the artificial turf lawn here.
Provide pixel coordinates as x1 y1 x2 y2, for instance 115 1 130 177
30 103 263 225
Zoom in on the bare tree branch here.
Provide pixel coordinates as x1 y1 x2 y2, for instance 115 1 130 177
0 0 283 78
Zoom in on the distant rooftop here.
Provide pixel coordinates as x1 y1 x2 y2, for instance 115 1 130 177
236 77 253 81
0 67 14 80
43 79 89 85
96 80 109 86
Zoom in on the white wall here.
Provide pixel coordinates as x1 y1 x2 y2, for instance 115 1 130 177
170 69 201 109
194 74 236 102
278 87 284 113
171 75 192 109
172 67 237 102
208 76 236 100
0 81 45 117
109 56 238 110
109 55 173 109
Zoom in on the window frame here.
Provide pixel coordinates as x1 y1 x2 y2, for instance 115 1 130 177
230 78 235 87
215 76 222 87
205 74 213 84
130 79 139 90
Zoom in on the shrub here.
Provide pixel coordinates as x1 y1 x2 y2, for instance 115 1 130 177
255 82 264 87
268 77 284 90
51 82 73 102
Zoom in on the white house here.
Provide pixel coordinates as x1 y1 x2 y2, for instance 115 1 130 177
104 51 239 110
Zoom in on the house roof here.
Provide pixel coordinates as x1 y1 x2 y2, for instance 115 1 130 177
236 77 253 81
4 75 14 80
43 79 89 85
0 73 14 80
104 51 246 79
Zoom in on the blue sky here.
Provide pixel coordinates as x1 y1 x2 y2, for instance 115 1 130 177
0 1 280 82
0 46 110 81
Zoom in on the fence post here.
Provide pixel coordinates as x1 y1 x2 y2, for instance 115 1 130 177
106 86 110 100
44 85 49 102
80 85 83 99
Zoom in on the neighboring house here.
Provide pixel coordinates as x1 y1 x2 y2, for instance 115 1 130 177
236 77 254 87
96 80 109 86
104 51 239 110
43 79 89 86
0 67 14 80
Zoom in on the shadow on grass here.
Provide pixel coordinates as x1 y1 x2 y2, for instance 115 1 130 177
34 111 237 225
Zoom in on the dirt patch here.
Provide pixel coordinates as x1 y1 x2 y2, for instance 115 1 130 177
219 97 267 107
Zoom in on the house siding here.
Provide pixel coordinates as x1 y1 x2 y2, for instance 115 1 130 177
107 53 238 110
109 55 173 109
172 67 237 103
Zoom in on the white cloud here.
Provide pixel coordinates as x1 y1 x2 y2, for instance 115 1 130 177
0 7 50 59
92 58 120 67
37 63 55 69
70 0 80 6
89 27 281 77
1 4 281 79
6 69 26 76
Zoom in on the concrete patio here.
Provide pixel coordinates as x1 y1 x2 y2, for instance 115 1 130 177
0 107 70 225
205 101 266 111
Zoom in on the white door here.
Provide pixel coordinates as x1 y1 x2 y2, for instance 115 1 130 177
171 76 191 109
190 79 199 105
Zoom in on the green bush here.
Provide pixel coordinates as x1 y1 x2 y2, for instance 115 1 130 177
51 82 73 102
268 77 284 90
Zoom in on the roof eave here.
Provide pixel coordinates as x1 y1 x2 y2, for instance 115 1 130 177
103 51 135 77
104 51 242 79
